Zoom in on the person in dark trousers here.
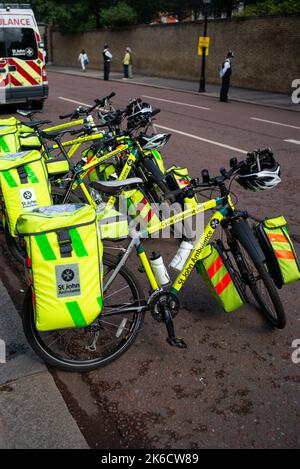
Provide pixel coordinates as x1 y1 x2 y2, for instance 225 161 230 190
220 50 234 102
122 47 131 79
103 44 112 81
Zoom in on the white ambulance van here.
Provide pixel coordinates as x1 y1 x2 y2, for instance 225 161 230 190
0 3 48 109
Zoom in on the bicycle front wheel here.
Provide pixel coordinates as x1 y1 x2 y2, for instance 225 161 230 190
23 253 145 372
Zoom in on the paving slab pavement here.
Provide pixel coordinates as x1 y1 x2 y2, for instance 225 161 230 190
0 280 88 449
47 65 299 113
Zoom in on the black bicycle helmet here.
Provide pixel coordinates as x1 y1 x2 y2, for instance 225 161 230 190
237 150 281 191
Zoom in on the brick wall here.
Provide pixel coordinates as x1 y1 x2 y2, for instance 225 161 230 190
51 15 300 94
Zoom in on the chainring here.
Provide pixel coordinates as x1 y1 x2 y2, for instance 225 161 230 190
149 291 180 323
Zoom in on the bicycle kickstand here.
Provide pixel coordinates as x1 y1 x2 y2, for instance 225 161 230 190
162 305 187 349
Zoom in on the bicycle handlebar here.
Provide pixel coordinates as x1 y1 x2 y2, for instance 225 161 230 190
151 108 160 118
59 92 116 120
95 91 116 108
163 147 274 202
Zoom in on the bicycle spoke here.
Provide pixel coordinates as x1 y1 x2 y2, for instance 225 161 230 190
104 284 130 300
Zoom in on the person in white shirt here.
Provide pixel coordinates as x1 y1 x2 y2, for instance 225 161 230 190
103 44 112 81
220 50 234 102
78 49 88 72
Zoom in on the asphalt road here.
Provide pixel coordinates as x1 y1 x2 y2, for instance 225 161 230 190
1 71 299 449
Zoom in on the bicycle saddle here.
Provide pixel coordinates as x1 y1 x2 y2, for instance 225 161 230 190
39 129 75 141
21 120 52 130
90 178 143 195
17 109 42 119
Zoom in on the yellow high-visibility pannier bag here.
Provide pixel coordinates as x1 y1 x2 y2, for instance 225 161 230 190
166 166 198 209
97 206 129 239
19 134 42 150
0 117 32 133
121 188 160 232
45 157 71 178
0 150 52 236
17 204 103 332
196 243 246 313
0 127 20 155
0 118 35 154
256 216 300 288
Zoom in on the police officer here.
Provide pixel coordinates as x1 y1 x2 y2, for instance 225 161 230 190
103 44 112 81
220 50 234 102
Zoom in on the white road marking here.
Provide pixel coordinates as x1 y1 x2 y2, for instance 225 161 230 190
59 96 91 107
251 117 300 131
284 139 300 145
154 124 247 154
143 95 210 111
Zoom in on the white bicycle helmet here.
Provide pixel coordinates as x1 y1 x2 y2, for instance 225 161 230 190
237 151 281 191
139 133 171 150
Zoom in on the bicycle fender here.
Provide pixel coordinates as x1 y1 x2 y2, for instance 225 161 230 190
230 219 265 263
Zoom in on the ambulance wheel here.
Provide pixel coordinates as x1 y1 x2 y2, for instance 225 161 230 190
31 100 44 111
22 254 145 372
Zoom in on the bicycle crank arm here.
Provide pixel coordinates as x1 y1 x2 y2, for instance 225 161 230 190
163 305 187 349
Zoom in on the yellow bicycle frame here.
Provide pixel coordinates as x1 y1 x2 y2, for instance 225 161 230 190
135 195 234 292
70 143 130 204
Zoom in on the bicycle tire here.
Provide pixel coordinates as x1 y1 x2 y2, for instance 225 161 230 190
50 186 83 205
4 222 26 264
229 238 286 329
22 253 145 372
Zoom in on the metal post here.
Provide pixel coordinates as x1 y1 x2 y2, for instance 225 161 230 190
199 14 208 92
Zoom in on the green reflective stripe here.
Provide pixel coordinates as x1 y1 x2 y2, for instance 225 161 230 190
2 170 18 188
65 301 88 327
34 234 57 261
97 296 103 310
282 225 293 245
69 228 88 257
0 136 10 153
24 164 39 183
152 149 162 161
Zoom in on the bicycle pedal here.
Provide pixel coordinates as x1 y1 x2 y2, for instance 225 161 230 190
167 336 187 349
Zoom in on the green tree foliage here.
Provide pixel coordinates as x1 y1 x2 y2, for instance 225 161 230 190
241 0 300 16
100 1 138 29
30 0 296 32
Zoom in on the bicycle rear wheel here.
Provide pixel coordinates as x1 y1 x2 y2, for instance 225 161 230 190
229 239 286 329
23 253 145 372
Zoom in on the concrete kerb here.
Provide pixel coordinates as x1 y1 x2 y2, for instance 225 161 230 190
0 280 88 449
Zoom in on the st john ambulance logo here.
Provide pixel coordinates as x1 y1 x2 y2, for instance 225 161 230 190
23 191 32 200
210 219 220 229
61 269 75 282
25 47 34 57
19 188 38 210
56 264 81 298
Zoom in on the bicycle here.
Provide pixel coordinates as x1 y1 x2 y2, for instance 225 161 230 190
0 92 116 160
22 149 286 372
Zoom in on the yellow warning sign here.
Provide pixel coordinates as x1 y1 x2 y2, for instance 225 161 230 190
198 36 210 56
